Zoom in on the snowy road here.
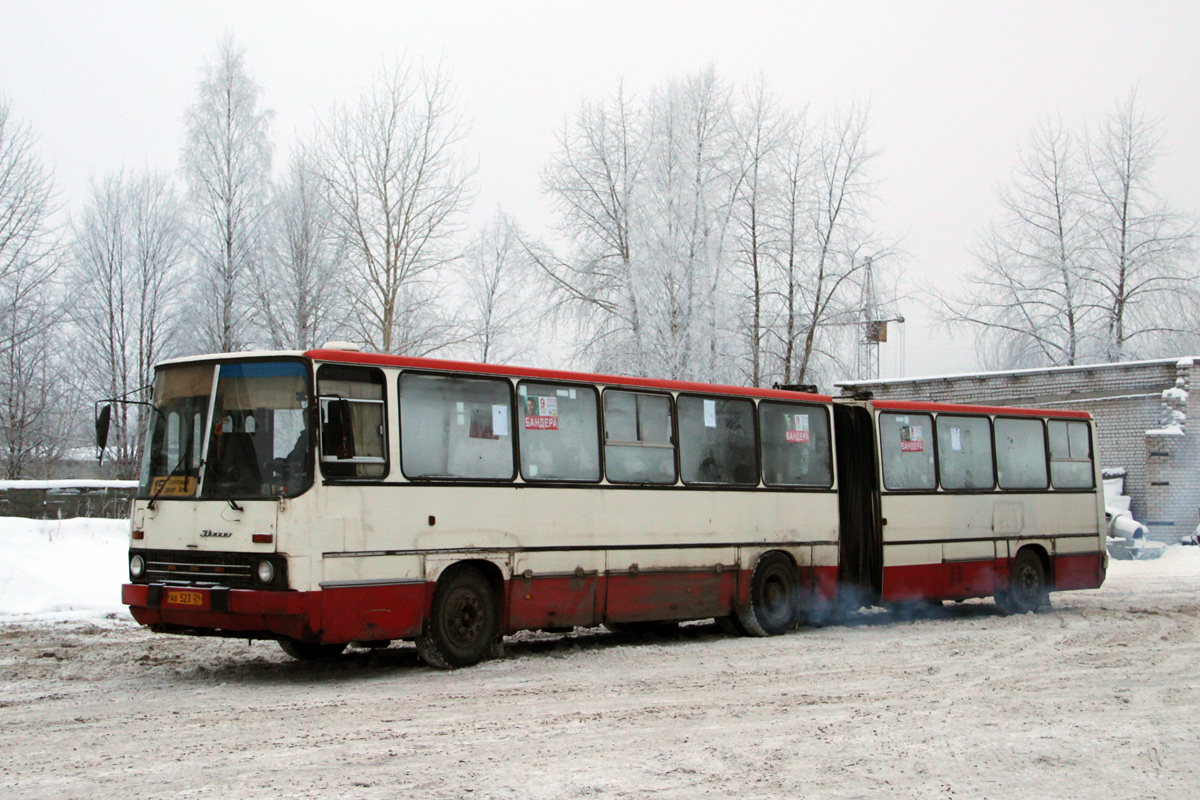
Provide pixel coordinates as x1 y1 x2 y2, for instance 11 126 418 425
2 548 1199 799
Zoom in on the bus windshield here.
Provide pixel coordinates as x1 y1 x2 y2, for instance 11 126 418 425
138 359 314 500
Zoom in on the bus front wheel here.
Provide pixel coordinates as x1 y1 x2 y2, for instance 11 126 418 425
737 552 799 636
417 565 500 669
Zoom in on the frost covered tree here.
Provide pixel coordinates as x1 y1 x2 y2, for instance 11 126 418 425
1083 90 1198 362
312 59 474 355
538 82 649 373
181 35 274 354
944 92 1198 369
538 71 894 389
457 210 533 364
72 170 186 475
943 120 1094 368
252 151 347 350
0 98 67 477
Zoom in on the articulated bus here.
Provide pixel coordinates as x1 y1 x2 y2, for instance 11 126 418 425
114 346 1107 668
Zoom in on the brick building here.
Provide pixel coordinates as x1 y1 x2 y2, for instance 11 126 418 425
836 357 1199 544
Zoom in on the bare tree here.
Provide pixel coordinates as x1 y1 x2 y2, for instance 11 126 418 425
72 170 185 475
942 119 1094 368
787 105 881 385
181 34 274 354
0 98 64 477
458 210 533 364
312 59 474 355
729 75 788 386
1083 89 1198 361
252 150 347 350
537 82 650 373
942 93 1198 369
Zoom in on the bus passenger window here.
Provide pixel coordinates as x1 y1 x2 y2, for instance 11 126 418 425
995 417 1048 490
759 402 832 487
678 396 757 485
317 366 387 479
400 373 513 480
1049 420 1093 489
936 415 994 490
879 412 936 490
518 382 600 482
604 391 676 484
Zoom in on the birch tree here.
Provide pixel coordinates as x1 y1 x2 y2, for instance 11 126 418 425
72 170 185 475
252 151 346 350
944 120 1094 368
458 210 532 364
181 35 274 354
0 98 64 477
1083 90 1198 361
537 83 648 373
312 59 474 355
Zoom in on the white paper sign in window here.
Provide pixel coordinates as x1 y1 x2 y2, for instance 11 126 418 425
492 404 509 437
703 399 717 428
785 413 810 444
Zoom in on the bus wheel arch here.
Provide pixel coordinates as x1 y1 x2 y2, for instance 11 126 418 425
1007 546 1051 613
737 550 801 637
417 561 503 669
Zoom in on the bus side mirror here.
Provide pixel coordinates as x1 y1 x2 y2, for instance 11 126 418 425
95 404 112 454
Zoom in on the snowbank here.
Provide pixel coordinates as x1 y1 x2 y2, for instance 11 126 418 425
0 479 138 490
0 516 129 619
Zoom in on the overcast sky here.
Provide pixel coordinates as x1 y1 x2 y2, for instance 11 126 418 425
2 1 1197 379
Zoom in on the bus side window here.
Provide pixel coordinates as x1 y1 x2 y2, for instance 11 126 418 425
995 417 1048 490
518 382 600 482
317 365 387 479
678 396 757 485
935 415 994 490
759 402 832 487
399 372 514 480
604 390 676 484
878 412 936 490
1048 420 1094 489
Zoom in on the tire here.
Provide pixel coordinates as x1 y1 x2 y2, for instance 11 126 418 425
1007 549 1049 613
417 565 500 669
737 552 800 637
278 639 347 661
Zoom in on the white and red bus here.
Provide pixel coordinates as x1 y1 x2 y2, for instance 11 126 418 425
113 347 1107 667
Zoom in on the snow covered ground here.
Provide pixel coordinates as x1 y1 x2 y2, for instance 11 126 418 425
1 517 1199 798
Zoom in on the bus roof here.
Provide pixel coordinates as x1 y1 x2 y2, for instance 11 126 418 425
870 399 1092 420
305 348 833 402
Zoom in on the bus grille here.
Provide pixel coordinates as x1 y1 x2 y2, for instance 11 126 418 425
132 549 285 590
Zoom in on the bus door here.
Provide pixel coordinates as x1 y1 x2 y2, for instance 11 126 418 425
832 403 883 608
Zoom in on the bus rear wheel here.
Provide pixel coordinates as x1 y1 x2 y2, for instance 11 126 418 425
1007 549 1049 613
279 639 347 661
737 552 799 636
417 565 500 669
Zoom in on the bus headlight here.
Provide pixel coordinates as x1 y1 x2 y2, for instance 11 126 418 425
257 559 275 584
130 554 145 579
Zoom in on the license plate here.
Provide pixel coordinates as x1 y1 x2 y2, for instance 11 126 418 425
164 589 204 607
